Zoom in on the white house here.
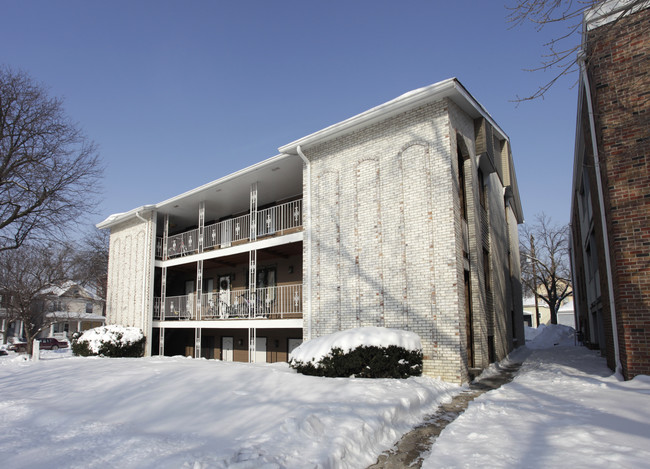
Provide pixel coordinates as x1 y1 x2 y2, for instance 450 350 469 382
99 78 525 383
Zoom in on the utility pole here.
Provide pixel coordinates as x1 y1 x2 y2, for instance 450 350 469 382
530 234 541 327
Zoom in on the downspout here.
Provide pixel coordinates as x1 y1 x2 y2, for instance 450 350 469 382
296 145 313 340
135 210 154 350
579 52 622 375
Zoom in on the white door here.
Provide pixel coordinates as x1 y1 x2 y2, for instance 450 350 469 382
222 336 233 362
288 338 302 357
219 276 230 318
255 337 267 363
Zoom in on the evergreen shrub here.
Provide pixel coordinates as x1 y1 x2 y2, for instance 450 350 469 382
72 326 146 358
290 345 422 378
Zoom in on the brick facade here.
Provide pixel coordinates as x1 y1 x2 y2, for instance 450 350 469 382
299 94 524 383
571 3 650 379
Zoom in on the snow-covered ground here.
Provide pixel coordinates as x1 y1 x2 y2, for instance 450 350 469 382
1 326 649 468
424 326 650 468
0 348 458 468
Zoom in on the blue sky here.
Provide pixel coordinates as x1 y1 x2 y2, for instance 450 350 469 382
2 0 578 229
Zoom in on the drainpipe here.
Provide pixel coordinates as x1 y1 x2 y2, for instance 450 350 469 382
135 210 153 347
296 145 313 340
579 52 622 375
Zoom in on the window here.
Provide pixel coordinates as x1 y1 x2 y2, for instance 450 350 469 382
457 144 468 221
478 169 487 210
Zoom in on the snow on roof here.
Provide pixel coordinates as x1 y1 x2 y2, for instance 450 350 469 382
279 78 508 155
559 300 574 312
585 0 650 30
39 282 102 301
46 311 106 321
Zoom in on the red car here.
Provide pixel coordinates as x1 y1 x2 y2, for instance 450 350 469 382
37 337 69 350
9 337 69 352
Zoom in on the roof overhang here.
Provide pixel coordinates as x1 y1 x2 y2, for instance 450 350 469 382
279 78 509 155
97 153 302 230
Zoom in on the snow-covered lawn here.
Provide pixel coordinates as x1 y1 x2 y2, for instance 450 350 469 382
1 325 649 469
0 350 458 468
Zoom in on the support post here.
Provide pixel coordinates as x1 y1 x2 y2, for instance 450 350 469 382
198 201 205 253
159 327 165 356
250 182 258 242
195 328 201 359
163 213 170 260
196 260 203 320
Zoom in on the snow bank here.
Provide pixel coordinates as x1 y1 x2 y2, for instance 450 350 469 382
290 326 422 364
75 325 144 354
526 324 576 349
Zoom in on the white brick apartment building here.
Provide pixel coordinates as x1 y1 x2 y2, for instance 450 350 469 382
99 78 525 383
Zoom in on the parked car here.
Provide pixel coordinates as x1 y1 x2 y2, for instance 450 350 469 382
8 341 27 353
8 337 69 352
37 337 69 350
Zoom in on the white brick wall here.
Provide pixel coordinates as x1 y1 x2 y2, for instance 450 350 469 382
105 212 156 350
303 98 522 383
302 100 475 382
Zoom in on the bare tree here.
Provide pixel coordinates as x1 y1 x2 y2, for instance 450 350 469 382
0 66 103 251
506 0 648 101
520 213 573 324
72 227 109 306
0 242 75 352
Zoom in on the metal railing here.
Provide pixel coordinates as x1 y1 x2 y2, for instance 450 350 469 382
167 229 199 259
154 284 302 321
153 297 161 320
257 199 302 238
163 294 195 320
156 199 303 259
203 213 251 250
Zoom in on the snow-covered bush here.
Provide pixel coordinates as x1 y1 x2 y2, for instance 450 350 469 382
72 325 145 357
289 327 422 379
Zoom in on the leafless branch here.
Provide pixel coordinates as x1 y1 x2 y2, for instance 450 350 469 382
0 66 103 251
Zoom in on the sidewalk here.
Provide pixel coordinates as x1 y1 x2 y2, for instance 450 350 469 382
371 324 650 469
369 361 522 469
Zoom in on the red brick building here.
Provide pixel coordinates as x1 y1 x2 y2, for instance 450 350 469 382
570 0 650 379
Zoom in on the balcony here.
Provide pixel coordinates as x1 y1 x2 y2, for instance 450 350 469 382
156 199 302 260
153 283 303 321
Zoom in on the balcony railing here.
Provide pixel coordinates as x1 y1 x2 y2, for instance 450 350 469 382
204 213 251 250
153 284 303 321
156 199 302 259
167 228 199 259
256 199 302 238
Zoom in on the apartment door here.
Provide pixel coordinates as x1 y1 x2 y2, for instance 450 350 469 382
222 336 233 362
255 337 267 363
219 276 230 318
288 338 302 356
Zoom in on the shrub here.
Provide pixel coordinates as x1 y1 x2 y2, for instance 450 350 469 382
72 325 145 358
290 344 422 379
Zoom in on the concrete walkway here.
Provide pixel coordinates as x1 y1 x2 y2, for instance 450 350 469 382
368 363 522 469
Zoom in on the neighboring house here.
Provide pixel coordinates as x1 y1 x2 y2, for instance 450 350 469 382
523 295 575 329
98 78 525 383
570 1 650 379
39 281 106 339
1 281 105 342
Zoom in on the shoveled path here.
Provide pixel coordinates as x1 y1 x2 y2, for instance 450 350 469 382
368 362 522 469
